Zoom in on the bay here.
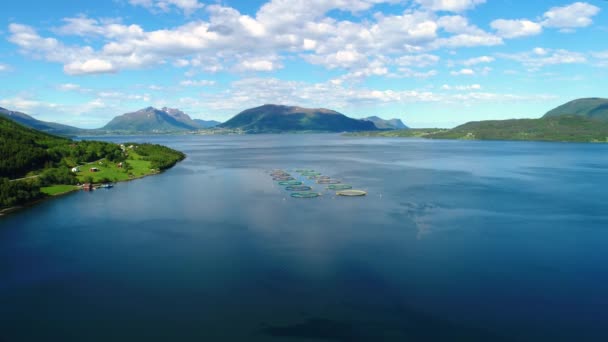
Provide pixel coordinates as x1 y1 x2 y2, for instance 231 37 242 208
1 134 607 341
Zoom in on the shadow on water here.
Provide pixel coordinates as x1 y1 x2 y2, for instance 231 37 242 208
260 263 509 341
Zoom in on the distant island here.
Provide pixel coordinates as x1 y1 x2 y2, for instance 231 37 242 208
0 116 185 214
348 98 608 143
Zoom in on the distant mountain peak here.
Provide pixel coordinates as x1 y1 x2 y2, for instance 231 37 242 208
544 98 608 121
363 116 408 130
219 104 376 133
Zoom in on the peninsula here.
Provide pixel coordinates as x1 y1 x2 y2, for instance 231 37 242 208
0 116 185 214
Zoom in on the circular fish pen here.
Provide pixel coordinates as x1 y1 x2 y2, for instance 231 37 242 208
285 185 312 191
336 190 367 197
273 176 295 181
327 184 352 190
317 179 341 184
291 192 321 199
278 180 303 186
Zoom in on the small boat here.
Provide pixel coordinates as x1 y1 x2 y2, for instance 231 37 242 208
100 183 114 189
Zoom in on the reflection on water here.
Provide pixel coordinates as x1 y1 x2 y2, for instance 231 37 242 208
1 134 608 341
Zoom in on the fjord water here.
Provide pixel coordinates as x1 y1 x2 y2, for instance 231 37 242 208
1 135 607 341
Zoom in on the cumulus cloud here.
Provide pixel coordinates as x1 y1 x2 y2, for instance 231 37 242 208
7 0 595 81
183 77 554 118
0 63 10 72
542 2 600 31
394 54 440 68
179 79 216 86
415 0 486 12
450 68 475 76
460 56 494 66
498 48 587 69
491 19 542 38
441 84 481 90
64 59 117 75
129 0 204 15
7 0 508 77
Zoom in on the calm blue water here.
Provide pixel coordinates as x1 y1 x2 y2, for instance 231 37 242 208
1 134 607 341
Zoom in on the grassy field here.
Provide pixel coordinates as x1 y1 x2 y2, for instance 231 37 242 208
41 184 79 196
74 151 157 184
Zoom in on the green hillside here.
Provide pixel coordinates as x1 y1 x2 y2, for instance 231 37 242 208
0 116 185 210
429 116 608 142
543 98 608 121
0 106 85 135
219 104 377 133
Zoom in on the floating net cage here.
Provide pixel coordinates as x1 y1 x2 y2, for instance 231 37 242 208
271 174 290 178
300 172 321 176
327 184 352 190
317 179 341 184
336 190 367 197
278 180 303 186
296 169 315 173
273 176 295 181
291 191 321 198
285 185 312 191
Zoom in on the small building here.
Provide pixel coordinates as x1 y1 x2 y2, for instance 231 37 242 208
117 162 123 168
82 183 94 191
90 167 99 172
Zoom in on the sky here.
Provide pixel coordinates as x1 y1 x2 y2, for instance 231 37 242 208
1 0 607 128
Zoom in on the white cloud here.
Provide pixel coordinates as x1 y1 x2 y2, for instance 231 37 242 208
460 56 494 66
64 59 117 75
542 2 600 31
441 84 481 90
415 0 486 12
394 68 438 79
57 83 85 92
592 50 608 67
185 77 554 118
180 79 216 86
235 55 283 72
491 19 542 38
8 0 586 81
0 63 10 72
450 68 475 76
129 0 204 15
498 48 587 69
394 54 440 68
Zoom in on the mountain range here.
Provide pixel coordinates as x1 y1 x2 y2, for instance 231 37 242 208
219 104 377 133
362 116 408 130
4 97 606 139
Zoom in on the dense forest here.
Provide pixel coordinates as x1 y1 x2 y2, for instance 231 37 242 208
129 143 186 170
0 116 185 209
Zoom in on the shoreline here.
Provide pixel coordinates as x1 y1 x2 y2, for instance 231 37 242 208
0 169 165 218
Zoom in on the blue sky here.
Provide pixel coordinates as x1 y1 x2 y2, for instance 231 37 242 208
1 0 607 128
